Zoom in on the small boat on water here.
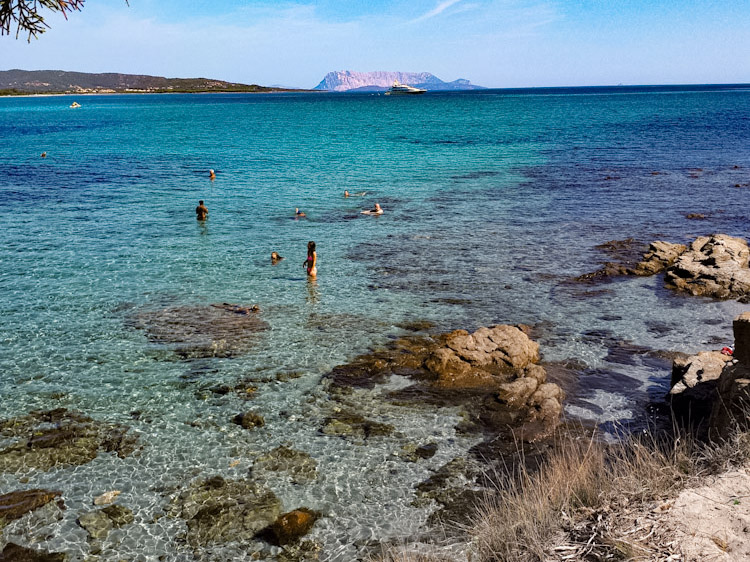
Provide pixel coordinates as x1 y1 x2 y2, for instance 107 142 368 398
385 81 427 95
69 101 81 108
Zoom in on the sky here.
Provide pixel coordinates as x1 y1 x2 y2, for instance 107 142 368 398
1 0 748 88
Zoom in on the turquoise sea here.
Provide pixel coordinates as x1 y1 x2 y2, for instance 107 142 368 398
1 86 750 560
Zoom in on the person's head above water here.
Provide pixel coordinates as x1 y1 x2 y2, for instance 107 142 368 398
344 190 350 197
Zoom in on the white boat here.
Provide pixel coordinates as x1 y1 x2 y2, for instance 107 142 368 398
385 81 426 95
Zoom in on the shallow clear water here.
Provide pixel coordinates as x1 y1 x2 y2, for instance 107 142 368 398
1 87 750 559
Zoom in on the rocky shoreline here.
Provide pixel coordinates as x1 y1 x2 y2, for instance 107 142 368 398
2 232 749 560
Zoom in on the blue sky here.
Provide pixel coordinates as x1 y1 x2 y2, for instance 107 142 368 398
1 0 748 88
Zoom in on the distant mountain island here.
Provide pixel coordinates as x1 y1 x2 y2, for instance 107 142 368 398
0 69 300 95
314 71 484 92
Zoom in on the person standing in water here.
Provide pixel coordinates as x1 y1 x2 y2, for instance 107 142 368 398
303 241 317 278
196 200 209 221
209 169 216 180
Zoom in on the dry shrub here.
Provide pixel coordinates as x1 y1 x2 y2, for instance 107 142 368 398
471 427 710 562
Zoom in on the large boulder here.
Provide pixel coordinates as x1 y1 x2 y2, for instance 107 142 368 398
665 234 750 300
669 313 750 437
325 325 564 442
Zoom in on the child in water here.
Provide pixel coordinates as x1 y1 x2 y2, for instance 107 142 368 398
303 241 317 278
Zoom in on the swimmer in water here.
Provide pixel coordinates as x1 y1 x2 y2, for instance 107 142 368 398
196 200 209 221
209 169 216 180
344 190 350 197
41 152 47 158
303 241 317 278
271 251 284 264
361 203 383 215
295 208 306 217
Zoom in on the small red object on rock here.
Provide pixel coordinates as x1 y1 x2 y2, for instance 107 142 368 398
721 346 734 356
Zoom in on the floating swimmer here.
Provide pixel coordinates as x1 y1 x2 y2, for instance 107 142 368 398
209 169 216 180
361 203 383 215
295 208 306 218
271 251 284 264
41 152 46 158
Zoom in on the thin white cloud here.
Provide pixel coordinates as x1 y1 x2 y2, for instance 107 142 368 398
411 0 464 23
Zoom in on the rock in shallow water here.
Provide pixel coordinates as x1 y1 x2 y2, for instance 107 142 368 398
665 234 750 300
253 446 318 484
168 476 281 547
128 303 269 359
0 489 63 530
0 543 67 561
326 325 565 442
0 409 138 473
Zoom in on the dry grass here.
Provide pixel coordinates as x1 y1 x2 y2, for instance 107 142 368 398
471 425 750 562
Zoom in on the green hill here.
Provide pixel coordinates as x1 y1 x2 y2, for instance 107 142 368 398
0 69 299 94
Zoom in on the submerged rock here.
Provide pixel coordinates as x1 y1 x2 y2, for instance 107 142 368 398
77 504 134 542
263 508 320 546
0 543 67 561
665 234 750 300
253 446 318 484
0 489 63 529
321 411 395 440
129 303 269 359
0 409 138 473
233 411 266 430
168 476 281 547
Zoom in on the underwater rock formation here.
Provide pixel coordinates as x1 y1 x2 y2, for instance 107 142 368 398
168 476 281 547
129 303 269 359
0 409 138 473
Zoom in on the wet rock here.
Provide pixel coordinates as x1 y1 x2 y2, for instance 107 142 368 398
0 489 63 529
0 543 67 561
413 457 485 527
263 508 319 546
93 490 121 506
321 411 394 440
665 234 750 300
253 446 318 484
128 303 269 359
233 411 265 430
77 505 133 542
275 540 322 562
0 409 138 473
686 213 706 220
399 442 438 462
168 476 281 547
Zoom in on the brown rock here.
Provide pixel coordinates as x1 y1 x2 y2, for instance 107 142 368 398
633 241 688 276
0 543 67 561
233 411 265 430
266 508 319 545
0 489 63 529
665 234 750 300
497 377 539 408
